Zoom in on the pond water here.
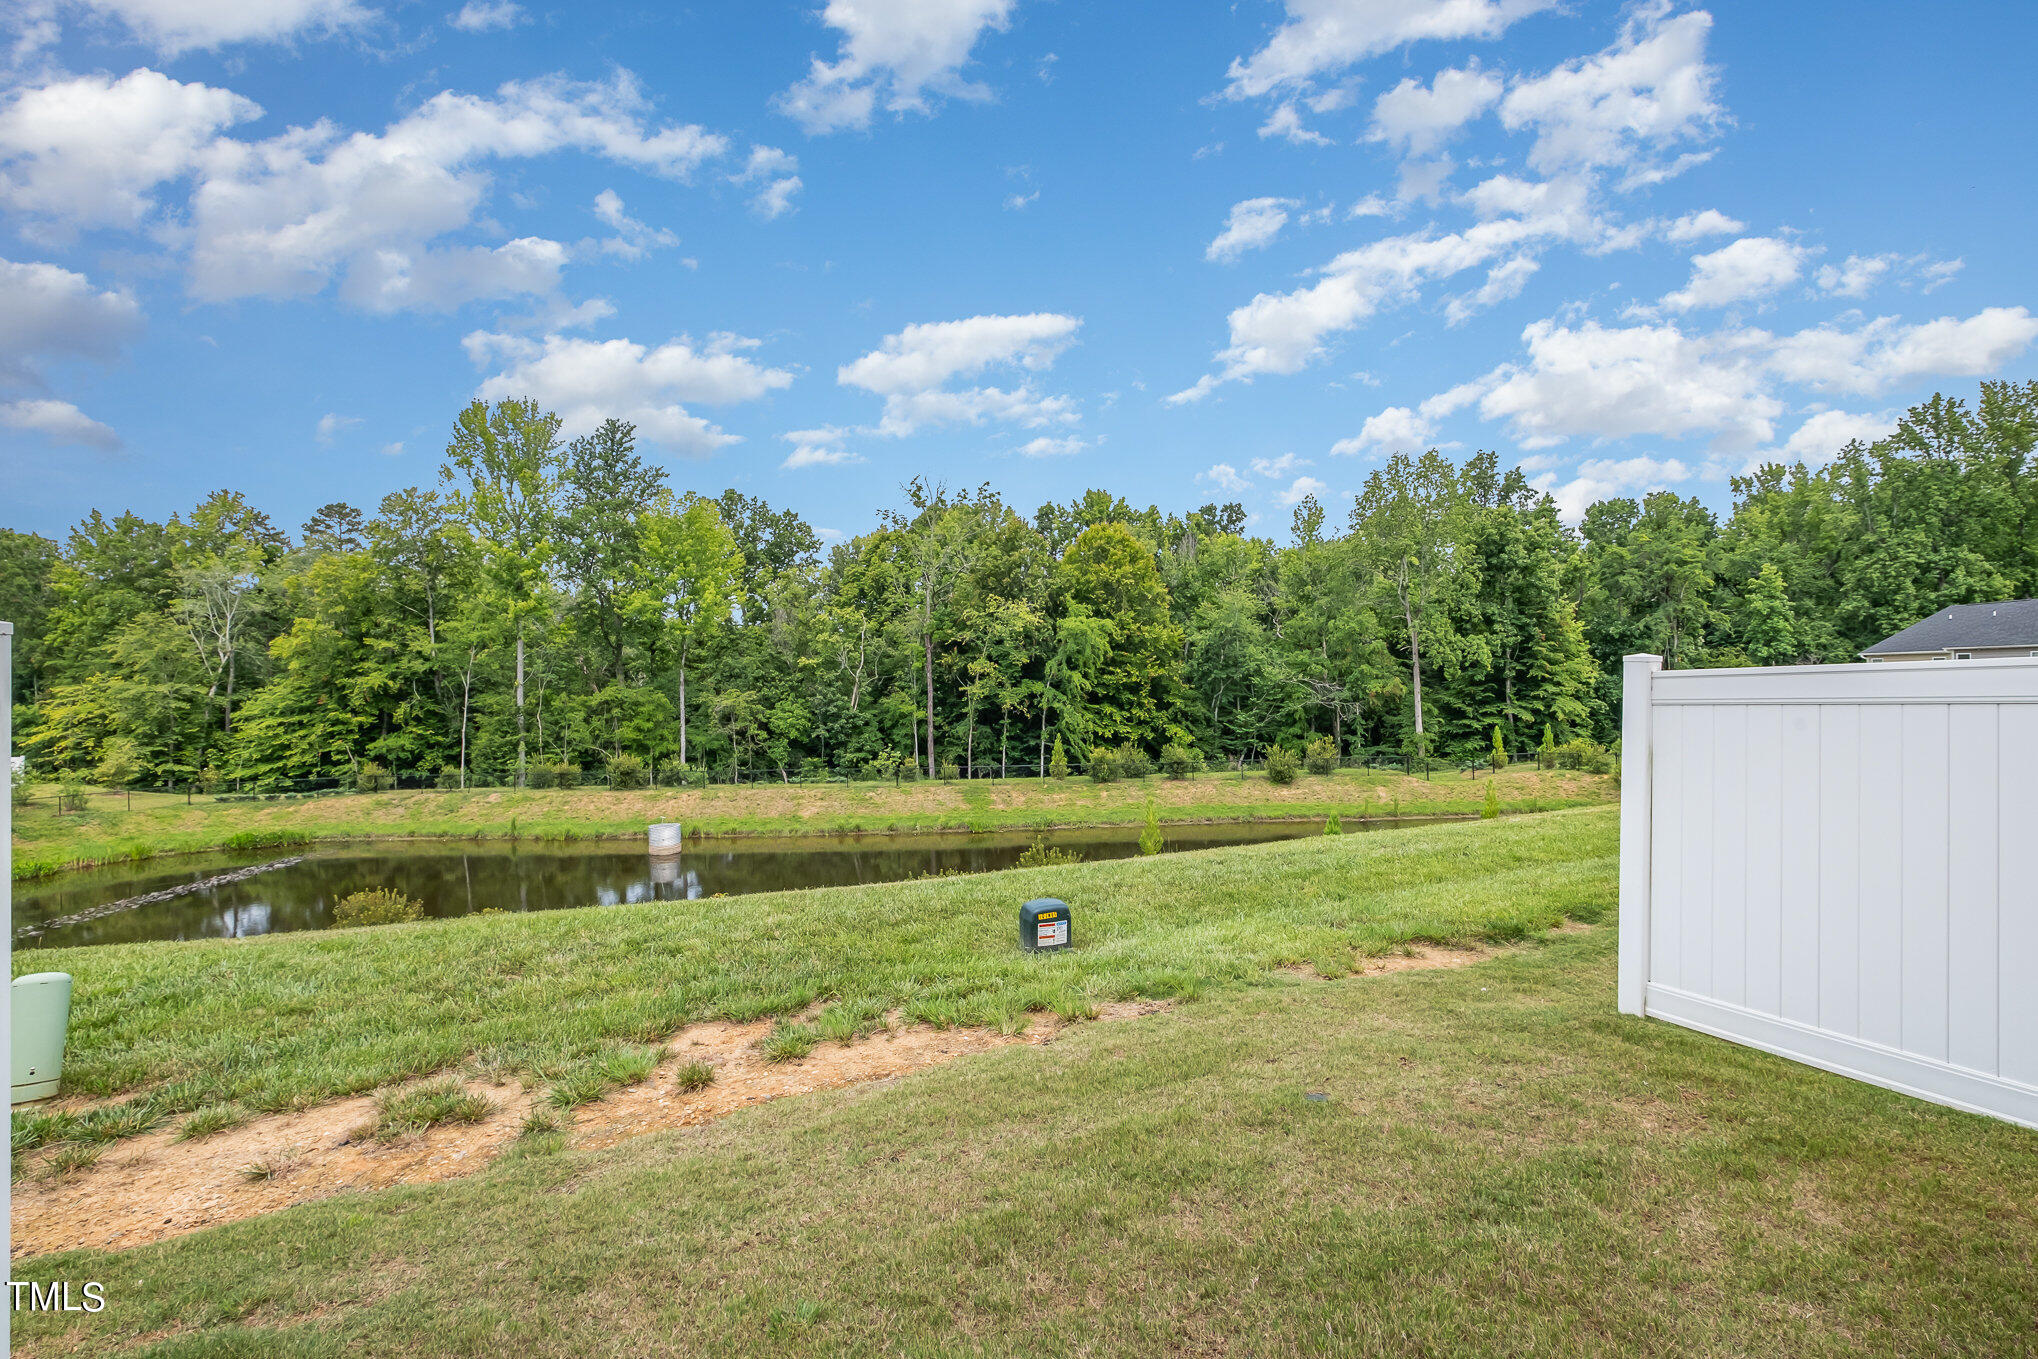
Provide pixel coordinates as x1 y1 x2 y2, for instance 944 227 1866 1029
14 818 1451 950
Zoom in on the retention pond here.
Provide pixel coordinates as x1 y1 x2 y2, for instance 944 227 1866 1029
15 818 1455 950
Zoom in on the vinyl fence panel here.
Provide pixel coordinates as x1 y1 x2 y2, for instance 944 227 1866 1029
1619 653 2038 1129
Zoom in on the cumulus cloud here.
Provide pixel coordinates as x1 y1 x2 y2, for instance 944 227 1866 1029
1531 454 1692 521
731 145 801 219
1497 5 1722 178
466 329 793 454
1224 0 1557 100
1257 102 1330 146
1662 235 1810 311
1663 208 1743 242
591 189 680 260
1198 462 1250 493
1768 409 1897 465
780 427 863 470
1767 307 2038 395
1206 197 1296 262
0 257 143 389
777 0 1015 134
1368 64 1502 158
1331 405 1429 457
448 0 525 32
1250 452 1311 478
1019 435 1086 457
838 312 1082 436
30 0 371 55
0 398 120 450
1275 474 1328 506
0 69 262 232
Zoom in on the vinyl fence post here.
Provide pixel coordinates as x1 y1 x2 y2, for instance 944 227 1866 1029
1618 652 1662 1017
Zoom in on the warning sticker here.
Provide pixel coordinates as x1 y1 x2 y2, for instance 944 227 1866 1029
1036 919 1069 948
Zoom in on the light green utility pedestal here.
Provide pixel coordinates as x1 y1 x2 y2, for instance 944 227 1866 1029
12 972 72 1105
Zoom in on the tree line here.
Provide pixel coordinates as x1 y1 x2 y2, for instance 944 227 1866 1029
1 380 2032 791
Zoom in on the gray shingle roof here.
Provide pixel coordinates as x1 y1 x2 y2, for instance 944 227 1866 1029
1861 599 2038 654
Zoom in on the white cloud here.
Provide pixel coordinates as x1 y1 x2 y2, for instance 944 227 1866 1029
43 0 371 54
381 441 405 456
1531 454 1691 522
467 329 793 454
731 145 801 219
1004 190 1039 210
1663 208 1742 242
183 73 727 312
1206 197 1296 263
1662 235 1809 311
1257 102 1330 146
591 189 680 260
0 70 262 231
838 312 1082 436
448 0 525 32
1250 452 1311 478
780 428 863 469
777 0 1015 134
1768 307 2038 395
0 257 143 389
314 412 361 444
1770 409 1897 465
1224 0 1558 100
1198 462 1250 493
1275 474 1328 506
0 398 120 450
1368 64 1502 158
1814 252 1962 299
1478 317 1781 451
1019 435 1085 457
1497 6 1722 178
1331 405 1430 456
1444 253 1538 324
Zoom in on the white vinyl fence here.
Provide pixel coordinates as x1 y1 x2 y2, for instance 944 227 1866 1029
1618 651 2038 1128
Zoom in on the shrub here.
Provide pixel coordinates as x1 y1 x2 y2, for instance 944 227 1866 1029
1554 738 1614 775
1325 813 1342 835
436 764 462 790
1482 781 1501 819
1048 735 1069 780
355 761 393 793
1490 726 1509 773
1264 745 1300 785
1303 735 1338 776
56 780 88 813
10 779 33 809
608 752 648 790
553 761 582 790
1114 745 1153 779
332 888 424 928
1138 799 1164 856
1538 723 1557 771
93 738 142 789
1087 749 1121 783
939 760 960 781
1017 838 1081 868
1159 743 1197 780
525 761 558 789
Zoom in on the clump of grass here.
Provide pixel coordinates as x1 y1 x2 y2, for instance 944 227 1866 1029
519 1107 564 1138
12 1108 81 1153
546 1045 664 1110
332 888 424 928
371 1079 492 1138
75 1100 162 1143
1016 838 1080 868
239 1146 304 1181
674 1061 717 1092
43 1143 104 1179
176 1103 247 1142
760 1021 820 1063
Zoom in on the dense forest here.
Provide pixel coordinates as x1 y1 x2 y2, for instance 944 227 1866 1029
2 380 2032 790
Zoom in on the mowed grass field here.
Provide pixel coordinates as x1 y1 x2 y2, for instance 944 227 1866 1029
16 814 2038 1356
9 764 1614 879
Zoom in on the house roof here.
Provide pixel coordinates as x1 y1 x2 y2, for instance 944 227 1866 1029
1861 598 2038 654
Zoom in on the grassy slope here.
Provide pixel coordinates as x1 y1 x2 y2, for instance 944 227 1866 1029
20 928 2038 1355
18 809 1618 1128
10 765 1613 878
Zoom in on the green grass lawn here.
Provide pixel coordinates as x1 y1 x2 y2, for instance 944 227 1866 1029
18 898 2038 1354
14 808 1618 1149
9 764 1614 879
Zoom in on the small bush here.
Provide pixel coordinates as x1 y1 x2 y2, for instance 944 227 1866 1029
1303 736 1338 776
1159 743 1197 779
332 888 425 928
1017 839 1081 868
1114 745 1153 779
760 1021 820 1063
674 1061 717 1093
939 760 960 781
1048 735 1069 780
372 1079 491 1138
1264 745 1300 785
1138 800 1164 856
355 761 393 793
1554 738 1614 775
56 780 88 813
525 761 558 789
608 752 648 790
435 764 463 790
10 779 33 808
1538 723 1557 770
1490 727 1509 772
1482 781 1501 819
1087 749 1121 783
1325 813 1342 835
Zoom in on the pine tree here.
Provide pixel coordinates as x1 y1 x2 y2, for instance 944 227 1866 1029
1539 723 1556 770
1138 798 1164 856
1048 734 1069 780
1482 781 1500 819
1490 725 1508 772
1741 562 1801 667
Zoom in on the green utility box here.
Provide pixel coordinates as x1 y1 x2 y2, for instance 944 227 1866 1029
1021 898 1071 953
12 972 73 1105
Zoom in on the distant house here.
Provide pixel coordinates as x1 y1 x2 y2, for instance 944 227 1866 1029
1861 599 2038 662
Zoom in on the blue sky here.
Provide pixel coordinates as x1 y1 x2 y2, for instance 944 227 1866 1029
3 0 2034 542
